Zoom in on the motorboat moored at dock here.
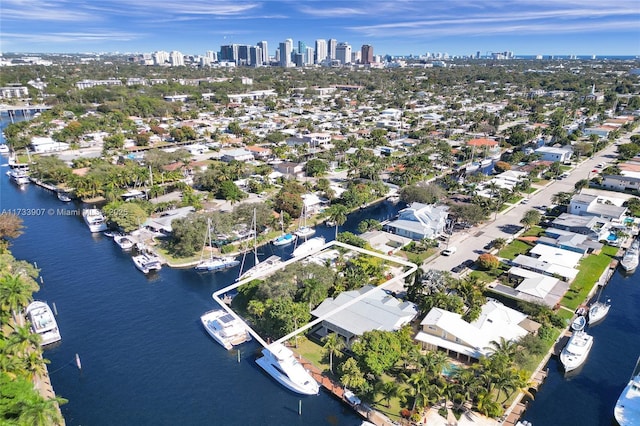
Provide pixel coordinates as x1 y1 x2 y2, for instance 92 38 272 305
200 309 252 350
560 330 593 373
615 356 640 426
26 301 61 346
256 342 319 395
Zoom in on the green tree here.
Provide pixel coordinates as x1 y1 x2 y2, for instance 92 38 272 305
520 209 541 230
322 333 346 374
304 158 328 177
351 330 402 376
339 357 368 393
325 204 349 239
103 202 148 233
476 253 499 270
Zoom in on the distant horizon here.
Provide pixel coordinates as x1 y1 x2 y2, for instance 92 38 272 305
1 1 639 57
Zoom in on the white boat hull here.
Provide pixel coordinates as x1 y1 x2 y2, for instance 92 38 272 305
256 343 319 395
237 255 282 281
560 330 593 373
83 209 108 233
615 371 640 426
294 226 315 238
273 233 296 247
588 301 610 325
133 254 162 274
292 237 326 258
195 257 239 272
26 301 61 346
200 309 251 350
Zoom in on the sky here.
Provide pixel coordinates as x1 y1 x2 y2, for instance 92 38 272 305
1 0 639 57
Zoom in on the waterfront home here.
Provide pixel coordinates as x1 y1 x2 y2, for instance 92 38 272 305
220 148 254 163
538 228 604 255
358 230 412 254
310 285 418 348
415 300 535 362
383 202 449 240
143 206 195 234
550 213 611 240
569 193 627 221
492 267 569 307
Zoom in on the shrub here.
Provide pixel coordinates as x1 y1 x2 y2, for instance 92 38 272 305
477 253 500 270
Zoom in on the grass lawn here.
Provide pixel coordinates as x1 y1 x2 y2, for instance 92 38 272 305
294 338 330 373
155 242 202 266
560 250 615 310
524 187 537 194
498 240 532 260
400 248 438 264
522 226 544 237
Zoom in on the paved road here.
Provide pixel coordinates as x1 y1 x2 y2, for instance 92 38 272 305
425 131 636 275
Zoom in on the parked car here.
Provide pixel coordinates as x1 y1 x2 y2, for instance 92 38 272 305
451 259 474 273
442 247 457 256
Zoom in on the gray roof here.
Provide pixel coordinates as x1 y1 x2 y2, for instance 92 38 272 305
311 285 418 336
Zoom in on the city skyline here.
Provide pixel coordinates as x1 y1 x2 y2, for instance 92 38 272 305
1 1 639 57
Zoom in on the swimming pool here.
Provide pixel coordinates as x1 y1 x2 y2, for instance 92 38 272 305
607 233 618 242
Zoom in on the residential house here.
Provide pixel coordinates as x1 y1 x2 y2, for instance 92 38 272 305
414 300 534 362
535 146 573 163
551 213 611 240
601 175 640 193
489 267 569 307
30 136 69 153
538 228 603 254
383 202 449 240
569 193 627 221
220 148 255 163
245 145 272 160
143 207 195 234
359 230 413 255
272 161 305 178
310 285 418 348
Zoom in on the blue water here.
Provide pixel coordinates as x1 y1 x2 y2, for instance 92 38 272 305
0 156 402 425
607 233 618 242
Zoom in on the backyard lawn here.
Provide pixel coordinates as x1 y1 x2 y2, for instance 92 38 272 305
560 248 616 310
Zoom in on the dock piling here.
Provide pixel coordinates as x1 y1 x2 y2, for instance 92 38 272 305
298 400 302 416
52 302 58 316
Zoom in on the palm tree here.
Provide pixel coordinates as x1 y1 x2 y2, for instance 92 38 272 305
7 324 42 355
18 395 67 426
322 333 346 374
23 348 49 381
0 273 34 326
378 381 401 408
325 204 349 239
487 337 518 362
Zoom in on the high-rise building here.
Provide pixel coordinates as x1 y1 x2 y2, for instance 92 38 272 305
361 44 373 64
335 42 351 65
257 41 268 64
298 41 306 60
220 44 239 64
237 45 250 66
279 40 292 67
315 39 327 64
169 50 184 66
306 47 314 66
152 50 169 65
206 50 217 63
250 46 263 67
328 39 337 60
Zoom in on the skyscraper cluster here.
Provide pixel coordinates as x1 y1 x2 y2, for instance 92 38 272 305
217 38 375 67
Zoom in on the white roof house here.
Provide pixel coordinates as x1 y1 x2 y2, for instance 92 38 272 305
528 244 583 268
383 202 449 240
415 300 530 361
311 285 418 347
30 136 69 153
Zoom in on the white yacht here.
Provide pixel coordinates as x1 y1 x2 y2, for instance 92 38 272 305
200 309 252 350
195 218 240 272
83 208 108 233
25 301 61 346
237 255 282 282
256 342 319 395
0 144 9 154
588 299 610 325
132 252 162 274
114 234 135 250
621 239 639 273
560 330 593 373
291 236 326 258
615 357 640 426
8 169 30 185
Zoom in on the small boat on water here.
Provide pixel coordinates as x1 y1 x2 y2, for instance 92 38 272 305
0 144 9 154
132 252 162 274
588 299 611 326
272 232 296 247
57 191 72 202
114 234 135 250
615 356 640 426
291 236 326 258
200 309 252 350
25 301 61 346
560 330 593 373
83 208 108 233
571 315 586 331
294 226 315 239
255 342 319 395
621 239 640 273
237 255 282 281
195 218 240 272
